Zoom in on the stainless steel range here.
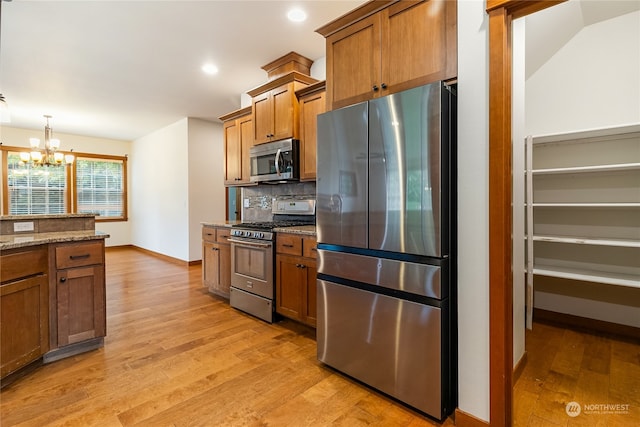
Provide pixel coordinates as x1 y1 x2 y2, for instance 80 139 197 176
229 198 315 323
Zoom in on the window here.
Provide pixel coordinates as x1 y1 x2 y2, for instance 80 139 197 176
5 152 69 214
76 157 125 219
1 147 127 221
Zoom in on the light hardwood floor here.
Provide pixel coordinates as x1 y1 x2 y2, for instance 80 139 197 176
2 247 638 426
1 247 451 426
514 321 640 427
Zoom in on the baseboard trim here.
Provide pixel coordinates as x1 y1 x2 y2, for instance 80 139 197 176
106 245 201 266
454 408 490 427
534 308 640 342
513 351 528 382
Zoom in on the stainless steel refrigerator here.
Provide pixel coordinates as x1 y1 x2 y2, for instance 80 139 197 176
316 81 456 420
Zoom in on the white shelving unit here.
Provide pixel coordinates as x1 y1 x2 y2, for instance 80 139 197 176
524 123 640 329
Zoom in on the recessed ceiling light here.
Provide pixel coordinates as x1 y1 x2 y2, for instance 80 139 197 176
287 8 307 22
202 63 219 75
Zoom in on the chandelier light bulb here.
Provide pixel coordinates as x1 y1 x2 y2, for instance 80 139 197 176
30 138 41 148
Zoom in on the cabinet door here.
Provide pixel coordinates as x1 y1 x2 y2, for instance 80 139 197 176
326 13 381 109
217 243 231 299
239 114 254 183
56 265 105 346
303 263 318 327
275 255 304 321
223 120 241 184
271 84 295 141
203 241 219 290
382 0 456 93
1 274 49 378
299 90 326 181
253 91 273 144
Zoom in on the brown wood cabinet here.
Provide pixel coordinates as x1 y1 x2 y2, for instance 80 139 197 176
318 0 457 110
52 241 106 348
0 246 49 380
275 233 317 327
297 82 326 181
248 72 318 145
202 226 231 299
220 107 254 186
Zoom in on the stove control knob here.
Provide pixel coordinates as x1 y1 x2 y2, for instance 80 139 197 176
256 232 264 239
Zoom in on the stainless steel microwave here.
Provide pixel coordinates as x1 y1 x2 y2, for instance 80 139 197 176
249 138 300 183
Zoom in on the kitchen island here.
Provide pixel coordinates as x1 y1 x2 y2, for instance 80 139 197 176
0 214 109 388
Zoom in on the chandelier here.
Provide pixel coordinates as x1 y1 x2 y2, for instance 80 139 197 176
20 115 74 166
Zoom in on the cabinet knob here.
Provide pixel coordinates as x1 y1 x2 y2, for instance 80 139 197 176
372 85 379 92
60 277 67 283
381 83 387 89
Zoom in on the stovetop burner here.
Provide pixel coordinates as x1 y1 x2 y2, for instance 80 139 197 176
233 220 314 231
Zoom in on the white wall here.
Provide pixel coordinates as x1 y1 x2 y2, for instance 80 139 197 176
524 10 640 326
187 118 224 261
526 10 640 134
131 118 190 260
130 117 223 262
512 19 526 368
456 0 490 421
0 125 132 247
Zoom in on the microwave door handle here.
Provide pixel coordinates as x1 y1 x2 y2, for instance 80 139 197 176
275 148 282 176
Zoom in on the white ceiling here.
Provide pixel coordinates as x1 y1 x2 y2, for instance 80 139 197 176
0 0 365 141
1 0 638 142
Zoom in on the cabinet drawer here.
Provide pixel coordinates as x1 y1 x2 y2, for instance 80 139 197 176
216 228 231 244
202 227 217 243
55 241 103 269
303 237 318 259
277 234 302 256
1 246 48 283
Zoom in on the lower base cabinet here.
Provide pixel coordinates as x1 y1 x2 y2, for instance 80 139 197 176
47 240 107 360
275 233 317 327
202 226 231 298
0 246 49 381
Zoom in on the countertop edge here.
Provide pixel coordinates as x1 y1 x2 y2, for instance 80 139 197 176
0 231 110 251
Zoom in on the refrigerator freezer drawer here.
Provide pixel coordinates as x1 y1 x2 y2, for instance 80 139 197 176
317 249 444 300
317 279 447 419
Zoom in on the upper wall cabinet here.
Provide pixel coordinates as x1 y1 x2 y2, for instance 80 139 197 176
296 81 326 181
220 107 254 186
247 53 319 145
317 0 457 110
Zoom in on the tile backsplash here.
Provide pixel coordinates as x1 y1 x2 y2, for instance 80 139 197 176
242 182 316 222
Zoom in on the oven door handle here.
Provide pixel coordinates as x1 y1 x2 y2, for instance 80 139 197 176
228 239 273 248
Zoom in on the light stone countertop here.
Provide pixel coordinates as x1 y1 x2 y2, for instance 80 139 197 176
273 225 316 236
201 221 316 236
201 220 240 228
0 230 110 251
0 213 95 221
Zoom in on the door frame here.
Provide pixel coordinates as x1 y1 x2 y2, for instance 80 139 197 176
485 1 566 426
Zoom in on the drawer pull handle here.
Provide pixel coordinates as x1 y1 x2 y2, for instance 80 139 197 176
310 248 317 251
283 244 294 248
70 254 91 260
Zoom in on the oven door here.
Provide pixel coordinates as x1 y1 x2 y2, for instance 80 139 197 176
229 238 274 299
